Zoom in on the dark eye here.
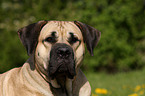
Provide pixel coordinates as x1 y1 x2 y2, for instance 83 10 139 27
46 37 53 42
44 37 56 43
69 37 79 44
68 32 80 44
72 37 79 43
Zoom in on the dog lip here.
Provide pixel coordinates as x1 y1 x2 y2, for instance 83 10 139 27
49 63 62 76
49 62 76 79
49 43 76 79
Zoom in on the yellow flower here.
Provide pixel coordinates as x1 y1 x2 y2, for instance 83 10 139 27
128 93 138 96
95 88 108 94
139 90 144 95
142 84 145 88
134 85 141 92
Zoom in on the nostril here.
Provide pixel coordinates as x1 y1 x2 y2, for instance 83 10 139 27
65 50 71 55
57 47 71 58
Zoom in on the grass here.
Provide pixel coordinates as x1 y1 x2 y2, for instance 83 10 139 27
85 68 145 96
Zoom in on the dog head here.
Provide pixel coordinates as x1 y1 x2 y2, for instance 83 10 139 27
18 20 101 84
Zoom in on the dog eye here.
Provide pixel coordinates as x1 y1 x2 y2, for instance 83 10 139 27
72 37 79 43
46 37 53 42
68 32 80 44
44 37 56 43
69 37 79 44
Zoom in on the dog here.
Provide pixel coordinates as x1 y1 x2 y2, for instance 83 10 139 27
0 21 101 96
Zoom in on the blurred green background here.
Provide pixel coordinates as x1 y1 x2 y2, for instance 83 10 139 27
0 0 145 74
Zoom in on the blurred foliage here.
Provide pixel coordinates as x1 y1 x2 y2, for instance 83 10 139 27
0 0 145 73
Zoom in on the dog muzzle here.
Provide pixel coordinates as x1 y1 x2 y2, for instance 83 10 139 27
49 43 76 80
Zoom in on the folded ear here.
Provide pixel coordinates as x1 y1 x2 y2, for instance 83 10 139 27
74 21 101 56
17 20 48 56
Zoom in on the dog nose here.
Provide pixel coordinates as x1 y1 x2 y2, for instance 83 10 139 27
57 47 71 58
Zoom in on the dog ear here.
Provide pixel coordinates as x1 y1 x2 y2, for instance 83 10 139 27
17 20 48 56
74 21 101 56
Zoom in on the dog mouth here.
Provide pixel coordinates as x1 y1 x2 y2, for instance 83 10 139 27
49 59 76 79
48 43 76 80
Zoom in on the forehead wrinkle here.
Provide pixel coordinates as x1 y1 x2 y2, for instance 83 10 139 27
59 21 67 42
39 21 83 42
39 22 59 41
64 22 83 39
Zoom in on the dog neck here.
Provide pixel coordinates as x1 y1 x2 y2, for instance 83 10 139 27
50 78 73 96
26 55 74 96
34 61 73 95
35 63 74 96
